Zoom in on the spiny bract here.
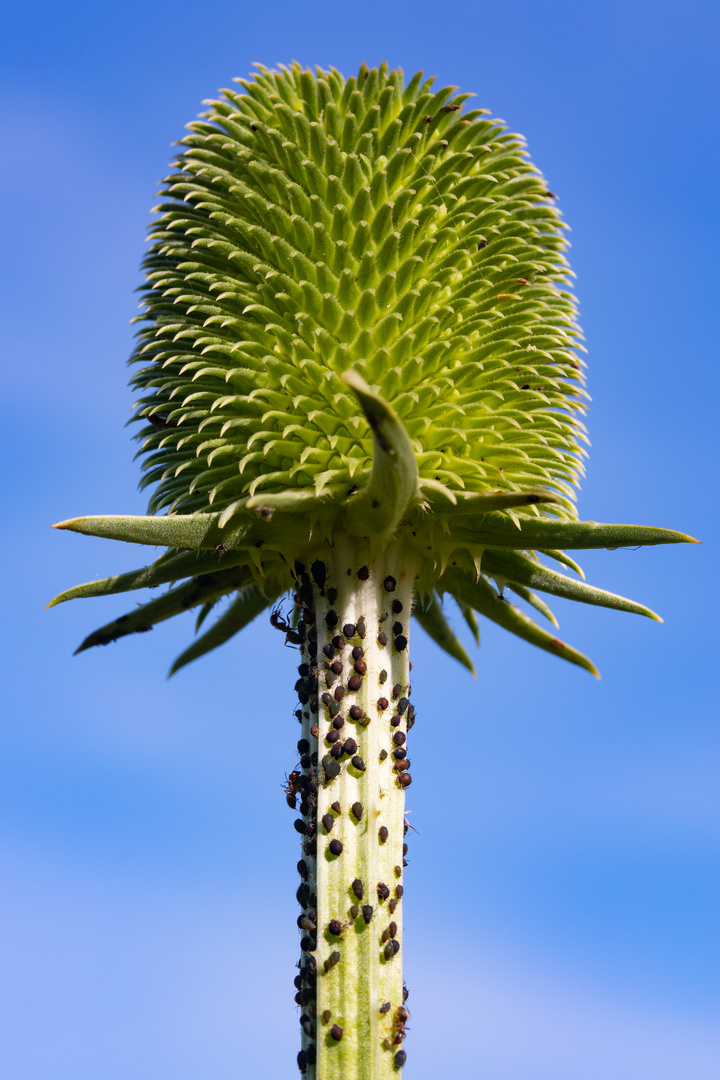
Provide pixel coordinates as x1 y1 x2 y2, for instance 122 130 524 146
50 62 694 675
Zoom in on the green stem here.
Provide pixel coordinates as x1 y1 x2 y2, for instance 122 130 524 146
292 540 417 1078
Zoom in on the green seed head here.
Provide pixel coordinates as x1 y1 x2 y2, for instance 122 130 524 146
50 63 695 674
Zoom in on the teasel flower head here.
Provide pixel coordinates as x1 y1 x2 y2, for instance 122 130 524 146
49 62 695 675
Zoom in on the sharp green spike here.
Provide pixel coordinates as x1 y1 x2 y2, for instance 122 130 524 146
414 592 476 674
443 490 564 513
538 548 586 579
456 598 480 645
169 584 279 675
482 549 662 620
341 369 419 539
451 515 699 551
73 569 249 654
53 512 276 551
46 548 254 607
506 583 560 627
442 567 600 677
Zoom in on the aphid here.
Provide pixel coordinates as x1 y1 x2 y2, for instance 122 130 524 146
325 610 339 629
351 879 364 900
383 940 397 960
324 760 341 779
361 904 374 924
349 904 360 919
333 685 345 702
300 936 314 952
392 683 402 699
330 660 343 675
214 542 228 555
357 566 370 580
351 645 365 661
392 622 403 636
322 1009 332 1022
394 1049 407 1068
354 659 367 675
398 773 412 788
351 755 366 771
329 839 343 856
332 716 345 731
321 692 333 707
305 1045 316 1065
379 669 388 684
297 738 310 754
379 826 389 843
301 1019 314 1038
383 576 397 592
379 749 388 761
394 865 402 877
297 913 315 930
402 982 408 1001
322 642 335 660
351 801 363 820
379 1001 391 1014
294 819 307 835
310 723 319 738
393 747 407 760
390 714 401 727
377 631 388 646
443 102 461 111
331 801 341 814
377 697 389 710
322 813 334 832
348 705 363 721
356 617 366 638
397 697 409 715
297 1048 307 1072
297 859 309 880
331 635 345 649
391 599 403 614
326 729 340 744
348 675 363 691
343 737 358 755
326 586 338 604
324 952 341 973
394 635 408 651
392 732 406 746
377 882 390 900
388 898 397 914
342 622 356 638
310 560 327 589
328 918 343 936
330 1023 343 1041
329 742 344 759
394 759 410 772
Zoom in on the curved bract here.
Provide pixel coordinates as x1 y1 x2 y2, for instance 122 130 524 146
50 62 696 674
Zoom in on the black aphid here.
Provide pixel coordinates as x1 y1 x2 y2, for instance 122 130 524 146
383 576 397 592
393 747 407 759
392 732 406 746
321 1009 332 1022
331 635 345 649
324 952 341 974
377 882 390 900
351 755 366 771
329 839 343 855
356 617 366 638
398 773 412 788
326 587 338 605
351 645 365 661
297 1049 307 1072
329 742 344 759
305 1046 316 1065
392 621 403 635
322 813 334 832
351 878 364 900
325 610 339 629
351 801 363 820
377 697 389 710
322 643 335 659
388 921 398 938
394 636 408 651
297 859 309 880
342 622 356 638
349 904 360 919
321 691 333 707
354 659 367 675
331 800 341 813
380 1001 391 1014
390 715 401 727
328 919 343 936
361 904 374 924
394 1049 407 1068
397 697 409 715
343 737 358 755
333 686 345 702
330 660 343 675
396 885 404 899
297 738 310 754
392 683 402 699
388 898 397 914
348 705 363 721
357 566 370 580
379 749 388 761
383 941 396 960
348 675 363 691
330 1023 343 1041
294 819 307 835
310 560 327 588
325 760 341 779
326 729 340 743
379 826 389 843
377 631 388 646
391 599 403 614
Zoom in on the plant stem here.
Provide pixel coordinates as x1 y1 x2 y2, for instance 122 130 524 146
292 540 417 1078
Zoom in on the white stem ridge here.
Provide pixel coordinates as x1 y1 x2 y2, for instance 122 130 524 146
292 539 416 1079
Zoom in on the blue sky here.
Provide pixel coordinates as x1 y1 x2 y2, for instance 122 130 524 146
1 1 718 1077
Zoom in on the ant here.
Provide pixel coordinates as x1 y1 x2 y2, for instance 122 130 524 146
270 603 304 646
391 1005 410 1046
283 770 303 810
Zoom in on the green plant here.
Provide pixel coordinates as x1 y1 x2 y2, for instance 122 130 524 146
49 62 695 1079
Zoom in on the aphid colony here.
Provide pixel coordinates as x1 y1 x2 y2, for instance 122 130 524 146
284 557 414 1074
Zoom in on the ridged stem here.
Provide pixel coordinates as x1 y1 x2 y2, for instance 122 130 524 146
292 540 417 1079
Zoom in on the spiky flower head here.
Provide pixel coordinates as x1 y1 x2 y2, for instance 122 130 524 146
51 62 693 674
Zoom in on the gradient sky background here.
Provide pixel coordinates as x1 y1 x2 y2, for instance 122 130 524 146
2 1 718 1077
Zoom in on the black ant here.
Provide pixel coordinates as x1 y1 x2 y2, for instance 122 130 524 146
391 1005 410 1046
270 603 304 646
283 770 302 810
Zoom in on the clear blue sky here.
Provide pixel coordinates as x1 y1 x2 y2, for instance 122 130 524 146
2 1 718 1077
